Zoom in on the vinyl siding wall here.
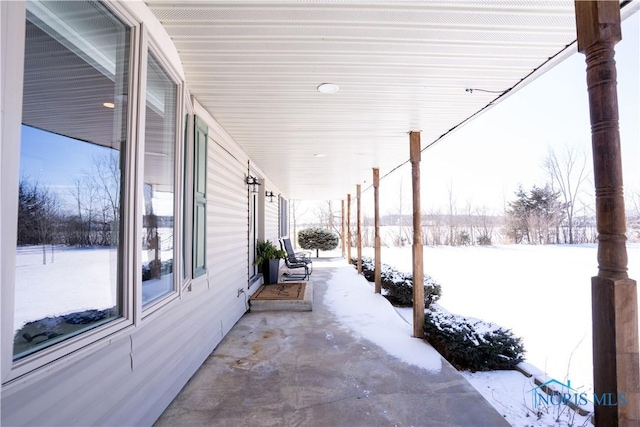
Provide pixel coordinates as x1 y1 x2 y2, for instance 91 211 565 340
264 185 280 243
0 3 284 424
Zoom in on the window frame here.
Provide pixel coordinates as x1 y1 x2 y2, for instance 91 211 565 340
2 0 141 383
279 196 289 238
137 31 186 319
181 107 194 286
192 115 208 279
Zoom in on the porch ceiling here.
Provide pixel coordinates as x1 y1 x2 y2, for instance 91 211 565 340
145 1 626 200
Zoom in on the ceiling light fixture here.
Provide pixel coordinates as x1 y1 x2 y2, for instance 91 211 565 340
103 102 115 109
317 83 339 94
314 153 326 158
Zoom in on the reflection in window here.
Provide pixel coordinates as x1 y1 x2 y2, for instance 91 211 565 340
142 53 177 306
279 196 289 237
14 0 129 360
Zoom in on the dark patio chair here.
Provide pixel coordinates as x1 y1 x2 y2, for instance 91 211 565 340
280 238 313 280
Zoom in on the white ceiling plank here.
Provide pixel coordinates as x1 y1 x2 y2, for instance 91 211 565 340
143 0 629 200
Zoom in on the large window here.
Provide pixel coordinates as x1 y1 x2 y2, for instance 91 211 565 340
14 0 130 360
141 52 178 306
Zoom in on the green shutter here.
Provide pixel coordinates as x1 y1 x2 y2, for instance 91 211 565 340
193 116 207 278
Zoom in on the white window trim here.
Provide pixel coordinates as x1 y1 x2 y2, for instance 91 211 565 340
182 102 195 290
1 0 141 385
1 0 27 384
137 29 186 320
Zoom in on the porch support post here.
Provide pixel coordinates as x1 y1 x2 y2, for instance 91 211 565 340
341 199 346 258
347 194 352 263
373 168 382 294
410 131 424 338
575 2 640 425
356 184 362 274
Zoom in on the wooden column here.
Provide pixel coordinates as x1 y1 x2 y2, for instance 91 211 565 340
347 194 352 263
575 2 639 425
341 199 346 257
356 184 362 274
373 168 382 294
410 132 424 338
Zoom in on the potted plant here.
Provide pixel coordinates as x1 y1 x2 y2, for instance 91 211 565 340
255 240 286 285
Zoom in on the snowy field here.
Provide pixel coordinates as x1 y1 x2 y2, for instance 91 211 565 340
322 249 639 426
14 246 174 332
14 246 118 331
362 243 640 397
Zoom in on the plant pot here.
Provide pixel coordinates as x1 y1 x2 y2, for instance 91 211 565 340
262 259 280 285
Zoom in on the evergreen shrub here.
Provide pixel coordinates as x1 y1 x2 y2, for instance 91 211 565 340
298 228 339 257
352 256 442 308
424 307 525 372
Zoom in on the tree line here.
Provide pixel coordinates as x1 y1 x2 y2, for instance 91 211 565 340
298 144 640 247
18 153 121 253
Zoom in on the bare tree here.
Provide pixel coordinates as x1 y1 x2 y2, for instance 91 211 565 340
70 175 102 246
88 153 121 245
464 199 475 245
310 200 341 234
17 177 61 264
426 208 445 246
312 202 329 228
384 178 411 247
544 145 589 244
475 205 494 245
628 188 640 241
290 199 308 248
446 182 457 246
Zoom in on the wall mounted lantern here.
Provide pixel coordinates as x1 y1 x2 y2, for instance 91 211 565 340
245 175 260 193
265 191 275 203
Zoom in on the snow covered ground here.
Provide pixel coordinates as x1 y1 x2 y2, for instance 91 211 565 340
14 245 175 331
322 253 607 426
336 243 639 426
323 261 443 373
361 243 640 396
14 246 118 331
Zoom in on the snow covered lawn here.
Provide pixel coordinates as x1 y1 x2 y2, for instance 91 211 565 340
362 243 640 396
324 248 631 426
323 256 598 426
14 246 118 331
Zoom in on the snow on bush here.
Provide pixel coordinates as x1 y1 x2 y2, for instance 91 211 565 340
298 228 339 257
352 256 442 307
424 304 525 372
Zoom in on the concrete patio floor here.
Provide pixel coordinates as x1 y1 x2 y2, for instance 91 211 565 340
155 259 509 427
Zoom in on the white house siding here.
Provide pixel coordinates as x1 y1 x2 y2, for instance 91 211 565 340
208 135 252 291
0 2 272 425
